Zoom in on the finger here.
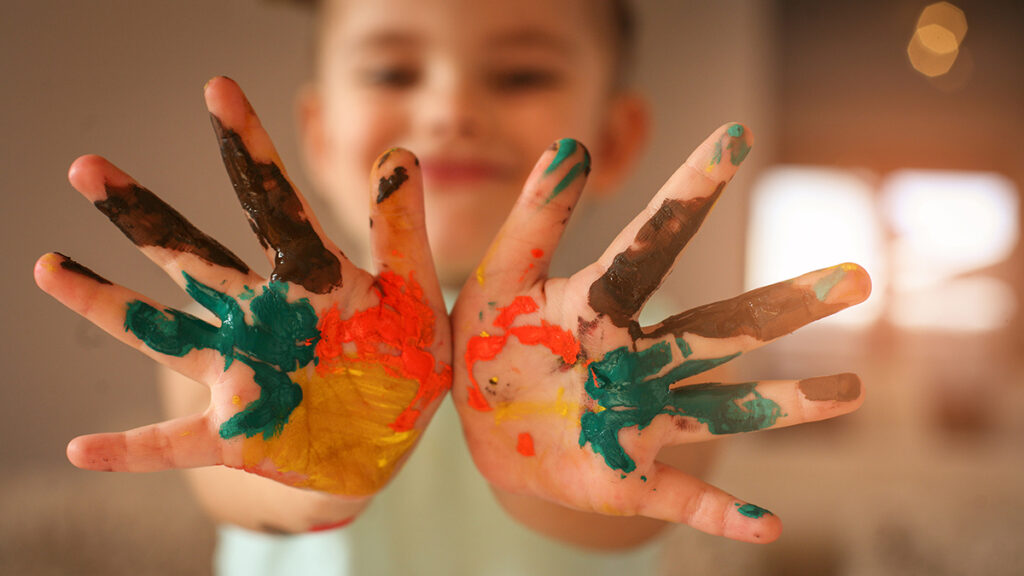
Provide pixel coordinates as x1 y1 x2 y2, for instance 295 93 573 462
643 263 872 351
204 76 346 294
369 147 444 309
69 154 259 292
472 138 590 292
67 413 222 472
638 462 781 543
586 123 754 330
35 252 225 385
659 373 863 445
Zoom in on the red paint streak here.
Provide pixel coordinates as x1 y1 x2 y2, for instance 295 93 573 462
516 432 535 456
316 271 452 432
531 248 544 259
309 517 354 532
464 296 579 412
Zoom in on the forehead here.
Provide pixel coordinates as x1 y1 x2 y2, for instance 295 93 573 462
325 0 607 56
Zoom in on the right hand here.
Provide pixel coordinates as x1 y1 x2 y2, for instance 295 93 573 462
34 77 452 501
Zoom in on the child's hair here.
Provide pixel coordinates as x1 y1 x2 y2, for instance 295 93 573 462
278 0 637 89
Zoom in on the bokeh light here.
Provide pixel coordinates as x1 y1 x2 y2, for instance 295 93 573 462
907 2 968 77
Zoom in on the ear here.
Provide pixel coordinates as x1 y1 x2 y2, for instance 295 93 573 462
295 83 331 190
588 92 650 196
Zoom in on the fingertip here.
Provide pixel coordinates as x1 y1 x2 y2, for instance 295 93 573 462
372 147 422 206
34 252 62 288
66 436 101 470
204 75 250 130
729 502 782 544
722 122 755 150
68 154 128 202
839 262 872 303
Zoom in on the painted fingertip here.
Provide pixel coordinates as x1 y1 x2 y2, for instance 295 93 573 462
813 262 872 305
798 373 862 403
734 501 774 519
54 252 113 285
542 139 590 205
696 122 755 177
372 147 418 204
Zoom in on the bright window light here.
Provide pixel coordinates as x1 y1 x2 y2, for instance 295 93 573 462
746 166 885 328
883 169 1018 332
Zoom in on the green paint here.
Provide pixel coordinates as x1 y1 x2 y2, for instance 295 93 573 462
727 124 745 138
124 273 318 440
641 475 647 482
735 502 773 519
543 139 591 205
711 141 723 166
579 340 781 473
545 138 578 175
812 267 846 302
238 285 256 301
676 337 693 358
710 125 751 167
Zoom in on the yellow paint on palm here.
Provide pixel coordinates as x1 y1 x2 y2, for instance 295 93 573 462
243 361 420 496
493 388 581 425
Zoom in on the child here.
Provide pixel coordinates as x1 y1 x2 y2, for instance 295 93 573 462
34 0 870 573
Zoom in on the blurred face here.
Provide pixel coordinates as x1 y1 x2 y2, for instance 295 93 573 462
307 0 619 285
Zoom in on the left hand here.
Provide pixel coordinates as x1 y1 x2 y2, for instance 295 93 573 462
451 124 871 543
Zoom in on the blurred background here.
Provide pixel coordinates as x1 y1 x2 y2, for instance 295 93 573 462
2 0 1022 574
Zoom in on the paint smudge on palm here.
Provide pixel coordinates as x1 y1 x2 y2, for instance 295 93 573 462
516 432 536 456
465 296 580 411
579 338 781 473
125 271 450 495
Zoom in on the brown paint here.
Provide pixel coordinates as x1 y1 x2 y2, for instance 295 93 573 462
212 115 341 293
588 182 724 328
55 253 112 285
798 373 861 402
647 278 846 342
376 166 408 204
94 183 249 275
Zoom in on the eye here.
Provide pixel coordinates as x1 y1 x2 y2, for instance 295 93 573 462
488 68 561 92
362 65 420 89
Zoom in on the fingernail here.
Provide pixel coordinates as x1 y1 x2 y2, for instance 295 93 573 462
734 502 773 519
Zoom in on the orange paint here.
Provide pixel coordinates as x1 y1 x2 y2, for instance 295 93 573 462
316 271 451 432
309 517 355 532
516 432 535 456
465 296 579 412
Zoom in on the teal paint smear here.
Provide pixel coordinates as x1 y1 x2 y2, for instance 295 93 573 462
727 126 751 165
676 337 693 358
579 341 781 473
238 285 256 301
735 502 773 518
543 139 591 204
711 141 723 166
124 273 318 440
812 267 846 302
545 138 578 175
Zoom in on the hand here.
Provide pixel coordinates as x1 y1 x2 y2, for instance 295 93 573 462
452 125 871 542
34 77 451 500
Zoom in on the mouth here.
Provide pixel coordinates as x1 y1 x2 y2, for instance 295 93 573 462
419 158 511 188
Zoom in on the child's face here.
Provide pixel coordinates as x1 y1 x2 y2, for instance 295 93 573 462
303 0 636 285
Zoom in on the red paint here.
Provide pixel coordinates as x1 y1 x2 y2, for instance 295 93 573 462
309 517 355 532
516 432 535 456
316 271 452 432
531 248 544 258
464 296 579 412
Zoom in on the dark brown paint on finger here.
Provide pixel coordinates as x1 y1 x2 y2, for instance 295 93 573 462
376 166 408 204
798 373 861 402
212 115 341 293
588 182 724 327
647 279 845 342
94 183 250 274
55 252 112 285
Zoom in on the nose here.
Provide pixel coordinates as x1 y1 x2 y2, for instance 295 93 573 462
417 63 487 141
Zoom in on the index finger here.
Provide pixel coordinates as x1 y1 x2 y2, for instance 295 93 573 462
204 76 346 294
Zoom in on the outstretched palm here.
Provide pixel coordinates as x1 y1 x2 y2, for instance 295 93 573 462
452 126 870 542
35 77 451 498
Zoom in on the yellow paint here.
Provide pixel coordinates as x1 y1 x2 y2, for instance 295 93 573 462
480 331 490 338
231 395 241 406
243 361 420 496
493 388 580 425
180 430 192 437
42 254 58 272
